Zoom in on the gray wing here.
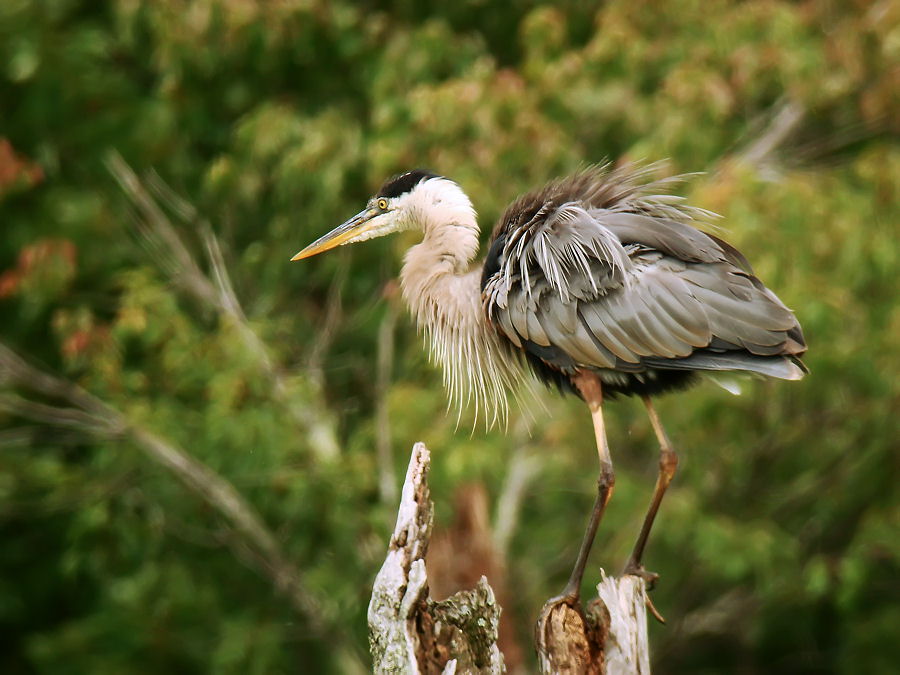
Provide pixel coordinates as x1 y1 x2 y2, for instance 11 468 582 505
482 204 806 379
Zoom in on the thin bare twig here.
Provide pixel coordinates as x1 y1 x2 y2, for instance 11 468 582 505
737 100 806 177
0 393 116 435
201 223 245 322
105 151 340 461
0 425 83 449
306 261 346 379
0 345 114 419
374 297 399 505
493 441 543 560
107 153 219 307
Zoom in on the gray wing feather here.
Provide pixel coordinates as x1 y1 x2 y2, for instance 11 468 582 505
493 304 522 348
535 295 618 366
597 212 729 264
644 353 805 380
630 291 695 357
525 308 551 346
508 288 530 339
538 285 579 333
680 268 796 351
600 292 660 357
578 303 641 363
483 179 805 379
581 278 698 360
503 205 630 304
647 272 712 344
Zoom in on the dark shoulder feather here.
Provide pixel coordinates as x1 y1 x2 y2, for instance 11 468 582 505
487 163 672 241
480 230 506 292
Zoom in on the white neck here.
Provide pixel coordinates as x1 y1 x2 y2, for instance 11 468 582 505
397 179 521 425
398 178 480 321
401 178 480 266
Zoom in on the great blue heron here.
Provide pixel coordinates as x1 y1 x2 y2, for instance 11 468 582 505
292 164 807 620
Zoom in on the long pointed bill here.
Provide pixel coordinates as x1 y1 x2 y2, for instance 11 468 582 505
290 208 376 261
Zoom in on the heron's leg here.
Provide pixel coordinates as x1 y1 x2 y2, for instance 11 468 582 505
622 395 678 587
557 372 616 601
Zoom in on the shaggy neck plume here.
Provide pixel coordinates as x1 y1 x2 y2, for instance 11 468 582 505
398 180 521 424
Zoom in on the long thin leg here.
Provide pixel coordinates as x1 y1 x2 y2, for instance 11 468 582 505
557 371 616 600
535 373 615 664
622 394 678 585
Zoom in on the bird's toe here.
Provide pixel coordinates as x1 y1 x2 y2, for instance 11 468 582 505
539 590 580 616
622 561 660 590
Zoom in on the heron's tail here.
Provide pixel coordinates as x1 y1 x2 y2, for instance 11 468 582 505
645 353 808 380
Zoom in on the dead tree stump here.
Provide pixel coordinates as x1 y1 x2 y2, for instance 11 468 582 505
368 443 505 674
368 443 651 674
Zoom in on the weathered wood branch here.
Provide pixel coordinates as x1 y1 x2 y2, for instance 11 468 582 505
597 573 651 674
370 443 652 674
368 443 505 674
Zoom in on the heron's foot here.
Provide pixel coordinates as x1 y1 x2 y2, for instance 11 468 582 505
645 594 666 624
536 588 584 640
622 560 660 590
622 560 667 624
538 589 581 621
535 590 605 670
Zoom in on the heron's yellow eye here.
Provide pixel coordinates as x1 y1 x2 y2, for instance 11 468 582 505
377 198 388 210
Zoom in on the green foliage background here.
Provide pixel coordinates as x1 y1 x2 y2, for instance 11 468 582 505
1 1 897 672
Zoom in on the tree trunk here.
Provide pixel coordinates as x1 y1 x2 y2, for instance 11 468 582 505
369 443 652 674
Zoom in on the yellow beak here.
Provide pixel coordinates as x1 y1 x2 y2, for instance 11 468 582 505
291 208 375 261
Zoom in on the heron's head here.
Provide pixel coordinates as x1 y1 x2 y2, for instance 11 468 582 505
291 169 474 261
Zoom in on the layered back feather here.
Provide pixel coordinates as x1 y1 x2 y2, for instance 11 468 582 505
481 163 806 398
